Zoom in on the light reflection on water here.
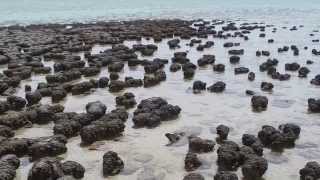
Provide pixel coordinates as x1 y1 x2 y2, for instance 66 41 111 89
7 20 320 179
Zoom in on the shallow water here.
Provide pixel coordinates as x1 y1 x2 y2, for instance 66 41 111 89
3 19 320 180
1 0 320 25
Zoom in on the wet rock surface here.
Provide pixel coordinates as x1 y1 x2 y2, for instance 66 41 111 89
188 136 215 153
214 171 238 180
28 157 85 180
103 151 124 177
0 154 20 180
258 124 300 150
184 152 202 171
216 124 230 140
207 81 226 93
0 19 317 180
80 114 125 144
28 135 67 160
308 98 320 112
133 97 181 128
85 101 107 118
183 173 205 180
299 161 320 180
61 161 85 179
115 92 137 108
251 96 268 111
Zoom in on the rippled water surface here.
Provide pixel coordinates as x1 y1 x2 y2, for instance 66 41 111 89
3 19 320 179
1 0 320 25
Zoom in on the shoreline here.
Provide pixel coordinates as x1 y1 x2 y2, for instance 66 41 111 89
0 17 320 180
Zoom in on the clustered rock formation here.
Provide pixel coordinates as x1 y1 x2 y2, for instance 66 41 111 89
0 18 318 179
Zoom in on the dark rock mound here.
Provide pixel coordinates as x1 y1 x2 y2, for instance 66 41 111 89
234 67 249 74
213 64 225 72
207 81 226 93
299 161 320 180
214 171 238 180
28 157 64 180
193 80 206 93
61 161 85 179
103 151 124 177
216 125 230 140
0 154 20 180
28 135 67 160
183 173 205 180
80 118 125 145
241 155 268 180
258 124 300 150
132 97 181 128
308 98 320 112
85 101 107 118
188 136 215 153
251 96 268 111
184 152 202 171
116 92 136 108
